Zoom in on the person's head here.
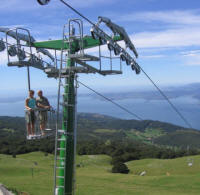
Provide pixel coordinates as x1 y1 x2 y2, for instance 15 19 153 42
38 90 43 97
29 90 34 98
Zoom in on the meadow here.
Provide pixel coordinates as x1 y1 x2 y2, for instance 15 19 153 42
0 152 200 195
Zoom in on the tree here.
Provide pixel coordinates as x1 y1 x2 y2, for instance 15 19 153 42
112 162 129 174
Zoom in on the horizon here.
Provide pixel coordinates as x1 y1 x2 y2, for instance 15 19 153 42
1 82 200 130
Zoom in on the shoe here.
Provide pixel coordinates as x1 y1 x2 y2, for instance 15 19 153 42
31 135 37 139
27 135 32 140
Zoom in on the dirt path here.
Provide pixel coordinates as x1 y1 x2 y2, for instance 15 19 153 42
0 184 14 195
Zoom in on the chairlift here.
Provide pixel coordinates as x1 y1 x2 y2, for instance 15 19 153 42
45 107 56 131
17 49 26 61
25 107 56 140
0 39 5 52
2 27 57 141
37 0 51 5
8 45 17 56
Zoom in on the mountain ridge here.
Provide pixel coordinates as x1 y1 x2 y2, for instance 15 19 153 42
0 112 199 148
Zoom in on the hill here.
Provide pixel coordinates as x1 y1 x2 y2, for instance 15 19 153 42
0 152 200 195
0 113 200 148
77 113 200 148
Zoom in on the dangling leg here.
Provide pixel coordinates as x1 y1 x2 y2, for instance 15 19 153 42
40 122 45 136
26 111 31 139
27 123 31 136
32 122 35 136
40 112 46 136
30 111 35 137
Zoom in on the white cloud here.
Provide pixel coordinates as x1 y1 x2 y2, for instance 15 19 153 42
132 27 200 48
181 50 200 56
113 9 200 49
180 50 200 66
118 10 200 25
140 54 165 59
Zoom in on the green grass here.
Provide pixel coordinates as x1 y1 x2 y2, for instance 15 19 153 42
126 128 165 143
0 152 200 194
144 128 165 138
94 129 118 133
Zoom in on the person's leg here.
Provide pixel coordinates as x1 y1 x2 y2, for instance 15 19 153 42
40 112 46 136
40 122 45 135
39 113 44 135
27 123 31 135
31 122 35 136
30 111 35 136
26 112 31 137
43 112 48 130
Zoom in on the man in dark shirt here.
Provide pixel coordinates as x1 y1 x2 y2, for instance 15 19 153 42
36 90 51 136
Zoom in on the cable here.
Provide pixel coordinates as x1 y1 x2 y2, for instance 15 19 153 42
60 0 95 26
78 81 143 121
140 67 193 129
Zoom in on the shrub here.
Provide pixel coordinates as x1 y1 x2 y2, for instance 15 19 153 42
112 162 129 174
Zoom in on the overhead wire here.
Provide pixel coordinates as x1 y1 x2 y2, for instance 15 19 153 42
139 67 193 129
60 0 95 26
78 81 143 121
59 0 194 129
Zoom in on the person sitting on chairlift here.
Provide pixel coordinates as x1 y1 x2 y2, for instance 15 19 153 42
25 90 36 139
36 90 51 136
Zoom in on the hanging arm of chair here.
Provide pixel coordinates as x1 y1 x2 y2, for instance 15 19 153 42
98 16 138 58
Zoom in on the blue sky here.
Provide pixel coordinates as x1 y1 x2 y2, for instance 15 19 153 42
1 0 200 95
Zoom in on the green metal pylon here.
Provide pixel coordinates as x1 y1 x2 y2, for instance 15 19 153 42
64 56 76 195
58 49 76 195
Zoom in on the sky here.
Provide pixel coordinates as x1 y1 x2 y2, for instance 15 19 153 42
1 0 200 122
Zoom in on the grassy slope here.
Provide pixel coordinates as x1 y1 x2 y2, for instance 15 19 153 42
0 152 200 195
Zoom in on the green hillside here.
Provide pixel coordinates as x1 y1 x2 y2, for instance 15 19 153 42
1 152 200 195
1 113 199 149
154 130 200 147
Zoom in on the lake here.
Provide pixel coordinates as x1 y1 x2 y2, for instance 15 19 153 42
0 94 200 130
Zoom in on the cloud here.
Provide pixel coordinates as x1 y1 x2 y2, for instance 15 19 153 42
140 54 165 59
132 27 200 48
118 9 200 26
181 50 200 56
112 10 200 49
180 50 200 66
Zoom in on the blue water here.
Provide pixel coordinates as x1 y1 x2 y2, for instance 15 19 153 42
1 95 199 130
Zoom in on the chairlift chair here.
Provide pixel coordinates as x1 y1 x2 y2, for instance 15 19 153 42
25 107 56 140
45 107 56 131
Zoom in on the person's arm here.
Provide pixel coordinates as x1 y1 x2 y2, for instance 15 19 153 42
37 98 50 109
37 102 46 109
46 97 51 109
25 98 32 111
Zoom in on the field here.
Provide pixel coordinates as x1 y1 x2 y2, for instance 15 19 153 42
0 152 200 195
